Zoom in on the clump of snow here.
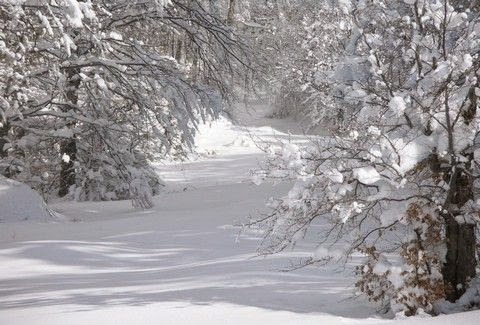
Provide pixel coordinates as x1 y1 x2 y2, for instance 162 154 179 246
65 0 85 28
353 166 381 184
108 31 123 41
389 96 406 117
392 136 432 175
62 153 71 163
62 34 77 57
322 167 344 183
461 54 473 71
0 176 53 223
37 11 54 36
95 74 108 90
368 126 381 136
333 201 365 223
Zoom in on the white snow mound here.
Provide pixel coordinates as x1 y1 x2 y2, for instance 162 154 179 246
0 176 53 223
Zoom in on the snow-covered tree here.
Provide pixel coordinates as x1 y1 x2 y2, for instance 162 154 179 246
231 1 349 129
0 0 246 207
268 1 349 128
252 0 480 315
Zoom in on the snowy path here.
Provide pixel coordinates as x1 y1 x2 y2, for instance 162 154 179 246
0 106 478 324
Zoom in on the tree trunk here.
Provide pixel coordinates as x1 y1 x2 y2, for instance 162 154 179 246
443 215 476 301
58 67 80 197
58 138 77 197
442 166 477 301
174 37 183 63
0 121 9 159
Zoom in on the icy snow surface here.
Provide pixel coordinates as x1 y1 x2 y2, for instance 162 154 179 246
0 104 478 324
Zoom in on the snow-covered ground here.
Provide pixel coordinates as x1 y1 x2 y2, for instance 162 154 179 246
0 105 478 324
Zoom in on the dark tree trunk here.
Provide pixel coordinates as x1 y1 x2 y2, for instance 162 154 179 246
0 121 14 178
0 121 9 159
174 37 183 63
442 164 477 301
443 215 476 301
58 137 77 197
58 67 80 197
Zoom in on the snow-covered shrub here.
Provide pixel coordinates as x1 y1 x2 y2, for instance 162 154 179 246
0 0 246 206
0 175 54 223
252 0 480 315
356 202 446 315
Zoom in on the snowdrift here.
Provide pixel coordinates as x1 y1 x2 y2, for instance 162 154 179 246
0 176 53 223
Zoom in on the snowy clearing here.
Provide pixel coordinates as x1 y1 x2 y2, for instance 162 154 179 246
0 107 479 324
3 1 480 323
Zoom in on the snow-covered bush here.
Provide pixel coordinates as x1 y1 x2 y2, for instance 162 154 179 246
252 0 480 315
0 0 246 207
0 175 53 223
